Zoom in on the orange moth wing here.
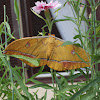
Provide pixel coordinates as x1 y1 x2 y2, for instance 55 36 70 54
4 35 90 71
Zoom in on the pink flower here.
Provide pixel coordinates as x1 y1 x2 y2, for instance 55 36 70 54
47 0 62 9
32 0 61 14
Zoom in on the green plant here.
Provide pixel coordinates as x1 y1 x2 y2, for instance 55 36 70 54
0 0 100 100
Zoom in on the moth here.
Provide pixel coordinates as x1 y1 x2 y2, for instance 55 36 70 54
4 35 89 71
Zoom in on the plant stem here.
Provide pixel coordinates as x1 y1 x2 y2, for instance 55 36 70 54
4 5 14 99
15 0 26 84
70 1 84 46
50 69 56 100
8 61 14 100
4 5 7 48
22 62 26 84
92 0 98 74
90 0 98 78
44 10 52 34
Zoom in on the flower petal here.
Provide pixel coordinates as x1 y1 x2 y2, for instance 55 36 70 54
47 0 62 9
31 0 61 14
32 6 41 14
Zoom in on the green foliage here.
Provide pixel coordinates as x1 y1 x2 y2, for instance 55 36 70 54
14 0 20 24
0 0 100 100
11 55 40 66
62 41 74 46
70 77 100 100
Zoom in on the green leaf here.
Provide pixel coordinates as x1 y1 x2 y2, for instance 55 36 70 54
0 22 15 39
56 72 68 86
33 90 39 100
12 69 31 98
44 90 47 100
81 90 97 100
26 66 48 81
14 0 20 23
54 72 62 90
11 55 39 66
91 55 100 64
97 38 100 46
62 41 74 46
0 48 8 67
54 16 77 25
96 24 100 34
81 16 89 25
57 93 69 99
75 52 89 64
57 85 81 94
21 94 33 100
27 79 43 84
54 19 71 22
74 43 82 47
73 35 80 39
64 16 77 24
0 22 4 34
97 47 100 55
70 77 100 100
30 8 46 22
95 1 100 11
80 5 87 24
77 69 88 79
14 86 24 100
5 22 15 39
0 67 8 85
67 73 82 81
29 84 53 89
